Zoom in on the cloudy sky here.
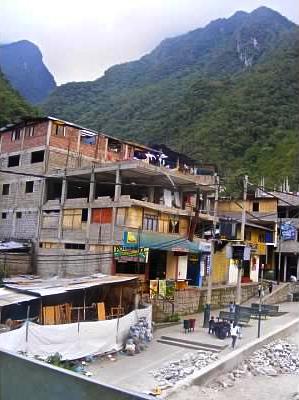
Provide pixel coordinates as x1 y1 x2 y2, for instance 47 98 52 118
1 0 298 85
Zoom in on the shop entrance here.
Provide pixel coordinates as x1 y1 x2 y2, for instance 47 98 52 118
148 249 167 280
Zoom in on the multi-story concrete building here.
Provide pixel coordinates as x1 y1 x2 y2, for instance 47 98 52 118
0 116 216 280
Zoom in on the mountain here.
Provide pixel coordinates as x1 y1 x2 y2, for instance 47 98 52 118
42 7 299 187
0 69 41 127
0 40 56 104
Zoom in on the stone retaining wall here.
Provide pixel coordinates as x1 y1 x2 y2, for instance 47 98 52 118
264 282 299 305
152 283 259 322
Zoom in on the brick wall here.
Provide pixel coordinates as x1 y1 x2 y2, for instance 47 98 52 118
0 122 48 153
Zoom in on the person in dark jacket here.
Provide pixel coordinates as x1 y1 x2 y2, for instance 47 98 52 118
269 282 273 294
208 316 215 334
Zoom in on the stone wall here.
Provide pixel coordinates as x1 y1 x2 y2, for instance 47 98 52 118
264 282 299 304
152 283 259 322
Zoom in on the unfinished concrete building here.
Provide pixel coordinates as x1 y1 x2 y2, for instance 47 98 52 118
0 116 216 280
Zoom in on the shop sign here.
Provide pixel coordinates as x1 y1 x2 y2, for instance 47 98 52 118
114 246 148 262
123 231 139 248
198 242 211 252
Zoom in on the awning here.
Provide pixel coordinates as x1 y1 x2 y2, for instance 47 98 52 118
4 274 138 297
124 231 200 253
0 287 38 307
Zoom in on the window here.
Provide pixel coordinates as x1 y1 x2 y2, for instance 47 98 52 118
143 214 158 231
11 128 22 141
8 154 20 167
31 150 44 163
92 208 112 224
169 219 179 233
16 212 22 219
65 243 86 250
2 212 7 219
25 181 34 193
252 201 259 212
25 126 35 137
107 138 122 153
52 124 66 137
2 184 9 195
245 231 252 240
81 208 88 222
258 233 265 243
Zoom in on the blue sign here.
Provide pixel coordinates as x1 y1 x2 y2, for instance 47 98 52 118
281 222 297 241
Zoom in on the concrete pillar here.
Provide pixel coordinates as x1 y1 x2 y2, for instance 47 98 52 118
283 255 287 282
114 168 122 201
86 172 95 245
111 169 122 242
58 178 67 240
148 187 154 203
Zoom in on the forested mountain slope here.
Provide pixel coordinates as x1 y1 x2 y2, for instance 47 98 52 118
42 7 299 186
0 70 40 127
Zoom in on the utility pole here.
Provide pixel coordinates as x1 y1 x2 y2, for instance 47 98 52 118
277 218 282 285
258 263 264 338
236 175 248 317
203 174 219 327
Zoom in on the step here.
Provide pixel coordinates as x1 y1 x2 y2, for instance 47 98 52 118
160 336 227 351
156 338 222 352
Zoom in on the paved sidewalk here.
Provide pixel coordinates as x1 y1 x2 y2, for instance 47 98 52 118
85 302 299 394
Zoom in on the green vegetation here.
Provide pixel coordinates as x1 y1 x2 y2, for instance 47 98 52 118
0 70 40 127
42 8 299 188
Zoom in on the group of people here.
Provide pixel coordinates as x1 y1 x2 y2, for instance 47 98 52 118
258 281 273 298
208 315 242 348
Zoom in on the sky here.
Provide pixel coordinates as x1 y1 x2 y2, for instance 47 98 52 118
1 0 298 85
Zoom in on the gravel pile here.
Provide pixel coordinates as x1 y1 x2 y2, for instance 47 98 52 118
215 339 299 390
150 350 218 389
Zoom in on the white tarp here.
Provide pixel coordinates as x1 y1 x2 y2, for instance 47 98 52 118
0 305 152 360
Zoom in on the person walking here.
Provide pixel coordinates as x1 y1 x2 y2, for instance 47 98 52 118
231 322 239 348
258 283 262 298
269 281 273 294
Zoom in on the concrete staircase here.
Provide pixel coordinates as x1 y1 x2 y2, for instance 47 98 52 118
157 336 227 352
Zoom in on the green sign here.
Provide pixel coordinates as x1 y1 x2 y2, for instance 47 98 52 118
114 246 148 262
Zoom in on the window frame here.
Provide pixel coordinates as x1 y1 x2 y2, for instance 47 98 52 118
8 154 20 167
2 184 10 195
31 150 45 164
25 181 34 193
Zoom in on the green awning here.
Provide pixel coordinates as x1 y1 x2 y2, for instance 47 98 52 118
123 231 200 253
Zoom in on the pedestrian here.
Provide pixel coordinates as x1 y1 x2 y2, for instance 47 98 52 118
269 281 273 294
231 322 239 348
228 301 236 313
258 283 261 298
208 316 215 334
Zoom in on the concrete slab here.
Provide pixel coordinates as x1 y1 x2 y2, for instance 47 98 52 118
85 302 299 395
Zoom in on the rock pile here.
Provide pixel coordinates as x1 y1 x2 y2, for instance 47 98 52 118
150 350 218 389
216 339 299 390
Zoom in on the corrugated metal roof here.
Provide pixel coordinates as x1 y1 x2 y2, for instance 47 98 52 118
3 274 137 297
0 287 38 307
